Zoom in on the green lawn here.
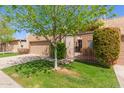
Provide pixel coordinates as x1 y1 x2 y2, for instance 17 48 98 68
2 60 119 88
0 53 17 58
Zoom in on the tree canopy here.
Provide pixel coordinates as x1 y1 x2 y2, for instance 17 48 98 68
0 5 115 69
0 17 15 43
0 5 115 44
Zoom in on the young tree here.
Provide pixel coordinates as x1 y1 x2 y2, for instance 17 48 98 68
0 5 115 69
0 17 15 54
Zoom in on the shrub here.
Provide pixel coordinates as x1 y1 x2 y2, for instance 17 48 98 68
18 48 29 54
93 27 120 67
51 42 66 59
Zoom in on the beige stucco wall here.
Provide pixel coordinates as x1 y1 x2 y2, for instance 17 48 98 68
104 17 124 35
27 34 52 42
65 36 74 59
1 40 28 53
10 41 19 52
19 41 28 48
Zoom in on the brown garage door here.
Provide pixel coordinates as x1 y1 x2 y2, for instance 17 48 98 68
30 41 50 57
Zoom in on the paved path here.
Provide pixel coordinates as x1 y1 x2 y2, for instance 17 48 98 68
113 42 124 88
113 65 124 88
0 71 22 88
0 54 43 88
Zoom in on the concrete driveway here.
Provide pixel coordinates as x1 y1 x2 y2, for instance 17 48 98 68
0 54 43 69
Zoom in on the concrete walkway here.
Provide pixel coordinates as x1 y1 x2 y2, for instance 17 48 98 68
0 71 22 88
0 54 43 88
113 65 124 88
113 42 124 88
113 44 124 88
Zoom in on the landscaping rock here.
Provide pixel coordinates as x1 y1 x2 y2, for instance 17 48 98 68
58 59 72 64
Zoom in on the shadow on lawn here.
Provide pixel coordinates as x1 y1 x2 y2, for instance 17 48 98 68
74 59 110 69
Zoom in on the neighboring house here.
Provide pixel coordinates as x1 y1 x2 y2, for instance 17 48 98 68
26 17 124 63
0 39 28 53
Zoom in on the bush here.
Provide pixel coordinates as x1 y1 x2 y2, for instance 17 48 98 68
93 27 120 67
51 42 66 59
18 48 29 54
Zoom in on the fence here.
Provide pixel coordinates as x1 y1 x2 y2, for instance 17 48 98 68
74 47 96 63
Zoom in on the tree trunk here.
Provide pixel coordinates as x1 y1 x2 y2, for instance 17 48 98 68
54 46 58 69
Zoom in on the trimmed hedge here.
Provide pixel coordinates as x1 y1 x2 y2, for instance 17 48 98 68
51 42 66 59
93 27 120 67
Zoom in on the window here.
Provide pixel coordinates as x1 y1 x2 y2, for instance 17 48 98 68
88 40 93 48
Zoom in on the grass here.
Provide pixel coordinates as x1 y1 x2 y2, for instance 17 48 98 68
0 53 17 58
2 60 119 88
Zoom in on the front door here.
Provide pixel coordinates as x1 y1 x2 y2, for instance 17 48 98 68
75 39 82 52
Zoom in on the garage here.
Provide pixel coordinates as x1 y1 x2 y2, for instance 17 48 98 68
30 41 50 57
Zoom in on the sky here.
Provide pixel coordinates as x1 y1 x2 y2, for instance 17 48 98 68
113 5 124 17
10 5 124 39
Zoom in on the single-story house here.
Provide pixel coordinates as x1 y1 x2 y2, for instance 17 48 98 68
27 32 93 59
0 39 28 53
26 17 124 64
